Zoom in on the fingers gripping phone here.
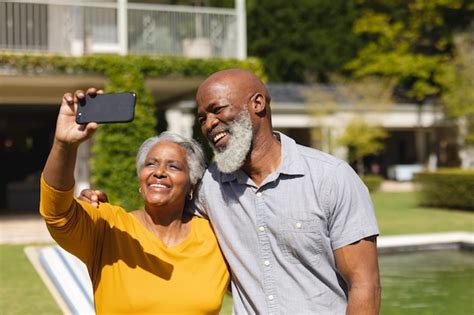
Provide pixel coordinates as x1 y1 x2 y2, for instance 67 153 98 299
76 92 136 124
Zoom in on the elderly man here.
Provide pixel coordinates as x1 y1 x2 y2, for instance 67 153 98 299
194 69 380 314
82 69 381 314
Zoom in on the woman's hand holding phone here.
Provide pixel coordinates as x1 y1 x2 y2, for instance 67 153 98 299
56 88 100 147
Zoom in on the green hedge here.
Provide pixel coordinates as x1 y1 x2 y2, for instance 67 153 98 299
90 63 156 210
413 168 474 210
0 54 266 79
361 175 383 192
1 53 265 209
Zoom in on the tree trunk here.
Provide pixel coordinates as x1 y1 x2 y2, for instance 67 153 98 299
458 116 474 168
357 158 365 176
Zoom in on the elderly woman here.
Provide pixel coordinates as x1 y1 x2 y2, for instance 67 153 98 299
40 89 229 314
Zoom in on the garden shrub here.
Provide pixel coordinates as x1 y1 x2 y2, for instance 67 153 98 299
361 175 383 192
413 168 474 210
91 62 156 210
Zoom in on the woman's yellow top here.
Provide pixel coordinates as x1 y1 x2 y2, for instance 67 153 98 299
39 176 230 315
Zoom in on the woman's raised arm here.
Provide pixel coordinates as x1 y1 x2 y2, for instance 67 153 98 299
43 89 99 191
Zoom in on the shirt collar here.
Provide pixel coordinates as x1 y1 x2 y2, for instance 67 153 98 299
274 131 305 176
218 131 305 184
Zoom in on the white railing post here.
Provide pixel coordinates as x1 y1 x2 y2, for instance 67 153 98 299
117 0 128 55
235 0 247 60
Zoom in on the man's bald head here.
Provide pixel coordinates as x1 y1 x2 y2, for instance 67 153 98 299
196 69 271 106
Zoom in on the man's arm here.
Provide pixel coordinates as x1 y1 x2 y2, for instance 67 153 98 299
334 236 381 315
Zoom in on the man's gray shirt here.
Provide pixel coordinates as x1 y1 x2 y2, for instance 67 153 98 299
195 132 379 314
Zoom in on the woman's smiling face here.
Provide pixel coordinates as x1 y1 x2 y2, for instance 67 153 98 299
138 141 192 210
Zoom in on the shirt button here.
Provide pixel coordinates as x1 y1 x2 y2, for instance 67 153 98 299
258 226 265 232
256 192 262 197
295 222 302 229
263 260 270 266
268 295 274 301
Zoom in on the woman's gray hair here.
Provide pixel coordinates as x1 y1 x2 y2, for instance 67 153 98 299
136 132 207 186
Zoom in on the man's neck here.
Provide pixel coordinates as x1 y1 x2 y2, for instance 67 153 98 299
243 132 281 187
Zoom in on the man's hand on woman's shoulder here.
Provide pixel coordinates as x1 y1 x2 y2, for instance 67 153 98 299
78 189 109 208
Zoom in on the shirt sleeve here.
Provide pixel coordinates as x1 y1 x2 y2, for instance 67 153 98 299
39 174 107 267
325 162 380 250
191 179 209 219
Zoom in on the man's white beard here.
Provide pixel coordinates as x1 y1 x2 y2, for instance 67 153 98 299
213 106 253 173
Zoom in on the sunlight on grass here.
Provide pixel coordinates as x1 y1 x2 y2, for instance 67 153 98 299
372 192 474 235
0 244 61 315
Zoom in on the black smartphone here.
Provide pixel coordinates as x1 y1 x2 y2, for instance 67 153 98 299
76 92 136 124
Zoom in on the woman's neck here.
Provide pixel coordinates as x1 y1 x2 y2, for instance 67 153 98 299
132 209 192 247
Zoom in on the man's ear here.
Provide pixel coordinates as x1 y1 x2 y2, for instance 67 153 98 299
252 93 267 116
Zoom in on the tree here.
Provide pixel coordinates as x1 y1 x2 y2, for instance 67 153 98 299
346 1 473 167
337 118 388 175
347 0 474 102
437 31 474 167
306 76 393 174
173 0 364 84
247 0 362 83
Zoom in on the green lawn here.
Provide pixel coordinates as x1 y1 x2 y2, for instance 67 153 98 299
372 191 474 235
0 191 472 314
0 244 61 315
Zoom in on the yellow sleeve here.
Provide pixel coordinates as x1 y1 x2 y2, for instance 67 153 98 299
39 174 106 268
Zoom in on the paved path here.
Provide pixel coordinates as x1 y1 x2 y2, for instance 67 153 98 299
0 214 53 244
380 180 414 192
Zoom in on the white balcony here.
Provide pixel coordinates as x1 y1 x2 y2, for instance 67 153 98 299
0 0 246 59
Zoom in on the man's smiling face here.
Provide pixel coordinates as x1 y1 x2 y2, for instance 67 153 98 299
197 82 239 151
196 80 253 173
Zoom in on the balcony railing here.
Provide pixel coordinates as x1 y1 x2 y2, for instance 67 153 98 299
0 0 245 59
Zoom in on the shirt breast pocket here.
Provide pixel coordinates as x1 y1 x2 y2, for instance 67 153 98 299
278 217 323 265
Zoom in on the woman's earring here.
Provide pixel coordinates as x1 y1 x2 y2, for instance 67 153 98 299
138 187 142 193
188 191 193 200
